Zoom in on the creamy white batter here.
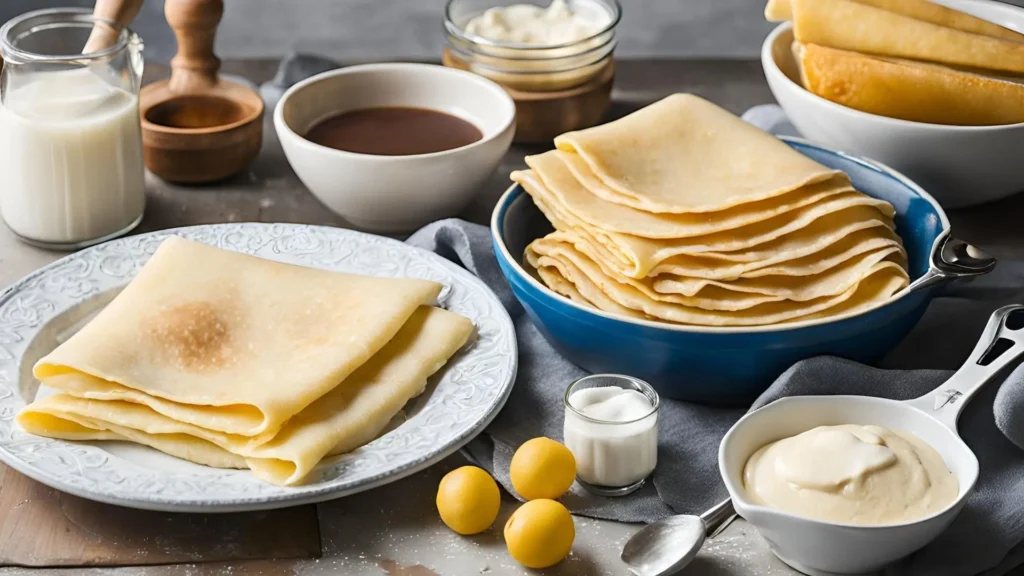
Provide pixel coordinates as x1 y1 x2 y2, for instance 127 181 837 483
464 0 606 45
743 424 958 524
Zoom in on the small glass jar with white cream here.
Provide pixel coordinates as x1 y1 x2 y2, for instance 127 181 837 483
443 0 621 142
0 9 146 250
563 374 660 496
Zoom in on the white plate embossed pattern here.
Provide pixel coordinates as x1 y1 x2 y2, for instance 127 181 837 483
0 223 517 512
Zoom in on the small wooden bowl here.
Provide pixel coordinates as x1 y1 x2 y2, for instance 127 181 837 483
141 79 263 183
442 48 614 144
139 0 263 184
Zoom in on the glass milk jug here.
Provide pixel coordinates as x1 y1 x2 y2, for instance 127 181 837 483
0 9 145 249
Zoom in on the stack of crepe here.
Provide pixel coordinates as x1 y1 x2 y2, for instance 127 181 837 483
17 237 473 486
514 94 909 327
767 0 1024 125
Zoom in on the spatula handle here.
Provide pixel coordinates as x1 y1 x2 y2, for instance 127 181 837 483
83 0 143 53
166 0 222 93
907 304 1024 430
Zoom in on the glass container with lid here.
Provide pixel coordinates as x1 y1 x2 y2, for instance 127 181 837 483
0 9 145 250
443 0 621 142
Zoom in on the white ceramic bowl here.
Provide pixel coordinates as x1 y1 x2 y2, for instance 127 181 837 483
720 396 977 575
761 0 1024 209
718 305 1024 575
275 63 516 233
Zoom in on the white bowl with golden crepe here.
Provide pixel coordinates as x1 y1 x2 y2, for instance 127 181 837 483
276 63 516 233
719 305 1024 574
0 223 517 511
491 94 991 404
762 0 1024 208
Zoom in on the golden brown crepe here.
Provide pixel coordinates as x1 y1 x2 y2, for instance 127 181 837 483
797 42 1024 126
766 0 1024 44
31 237 443 439
20 306 473 485
561 224 901 282
516 93 906 327
517 166 894 279
551 94 840 214
526 239 908 326
789 0 1024 74
525 149 854 239
652 246 906 300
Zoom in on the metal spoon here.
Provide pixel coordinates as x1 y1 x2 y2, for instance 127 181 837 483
621 498 736 576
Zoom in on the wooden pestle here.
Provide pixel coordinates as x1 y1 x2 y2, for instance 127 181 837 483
83 0 143 53
139 0 264 183
166 0 221 93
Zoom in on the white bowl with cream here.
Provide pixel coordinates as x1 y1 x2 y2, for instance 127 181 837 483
719 305 1024 575
275 63 515 233
761 0 1024 209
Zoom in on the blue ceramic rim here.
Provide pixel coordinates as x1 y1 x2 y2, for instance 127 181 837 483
490 135 950 335
763 19 1024 131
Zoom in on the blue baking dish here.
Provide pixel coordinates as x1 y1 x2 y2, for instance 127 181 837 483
491 137 991 405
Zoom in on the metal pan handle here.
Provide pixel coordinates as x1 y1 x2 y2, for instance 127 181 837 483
906 229 996 294
905 304 1024 431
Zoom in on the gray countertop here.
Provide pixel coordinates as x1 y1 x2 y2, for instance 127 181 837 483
3 59 1024 576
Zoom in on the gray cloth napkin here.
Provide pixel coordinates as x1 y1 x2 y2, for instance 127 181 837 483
265 51 1024 573
406 220 1024 576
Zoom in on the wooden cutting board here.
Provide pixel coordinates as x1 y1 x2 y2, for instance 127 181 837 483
0 464 322 567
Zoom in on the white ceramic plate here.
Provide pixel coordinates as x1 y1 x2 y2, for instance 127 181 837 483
0 223 517 512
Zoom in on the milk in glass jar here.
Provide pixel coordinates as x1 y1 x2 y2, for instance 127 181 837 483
0 9 145 249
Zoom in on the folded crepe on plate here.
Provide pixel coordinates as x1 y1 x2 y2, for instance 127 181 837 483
766 0 1024 44
20 306 473 485
31 236 442 438
18 237 475 486
515 93 907 326
796 42 1024 126
550 94 841 214
788 0 1024 74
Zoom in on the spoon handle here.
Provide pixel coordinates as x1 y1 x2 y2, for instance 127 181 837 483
906 304 1024 430
700 498 735 536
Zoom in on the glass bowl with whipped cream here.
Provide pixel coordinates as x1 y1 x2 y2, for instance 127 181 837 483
443 0 621 141
563 374 659 496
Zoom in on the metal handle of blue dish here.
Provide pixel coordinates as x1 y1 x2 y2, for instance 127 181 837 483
906 305 1024 430
906 229 996 294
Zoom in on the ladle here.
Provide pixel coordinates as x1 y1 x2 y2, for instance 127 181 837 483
140 0 263 183
625 303 1023 575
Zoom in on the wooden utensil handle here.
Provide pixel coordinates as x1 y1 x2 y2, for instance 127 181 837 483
83 0 143 53
166 0 223 93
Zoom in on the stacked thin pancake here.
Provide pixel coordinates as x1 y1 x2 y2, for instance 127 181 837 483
17 237 473 486
767 0 1024 125
514 94 909 327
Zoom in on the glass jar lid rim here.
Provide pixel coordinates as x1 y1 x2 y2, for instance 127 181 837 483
0 8 132 64
563 373 660 424
443 0 622 52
